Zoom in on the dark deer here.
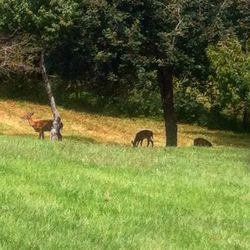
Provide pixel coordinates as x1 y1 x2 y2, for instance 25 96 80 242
131 130 154 147
22 112 63 139
193 138 212 147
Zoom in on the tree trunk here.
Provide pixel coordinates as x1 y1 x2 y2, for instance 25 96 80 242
158 68 177 147
243 104 249 131
40 51 62 141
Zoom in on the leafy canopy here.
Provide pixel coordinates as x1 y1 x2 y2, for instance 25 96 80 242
208 36 250 112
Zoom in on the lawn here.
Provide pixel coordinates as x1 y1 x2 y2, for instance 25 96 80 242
0 136 249 249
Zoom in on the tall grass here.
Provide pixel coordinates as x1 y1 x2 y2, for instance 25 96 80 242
0 136 249 249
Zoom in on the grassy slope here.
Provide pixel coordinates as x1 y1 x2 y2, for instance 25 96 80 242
0 136 249 249
0 99 250 147
0 99 250 249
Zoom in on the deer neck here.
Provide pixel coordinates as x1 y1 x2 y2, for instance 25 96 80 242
27 117 36 127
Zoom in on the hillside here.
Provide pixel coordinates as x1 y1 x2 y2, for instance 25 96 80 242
0 99 250 147
0 99 250 249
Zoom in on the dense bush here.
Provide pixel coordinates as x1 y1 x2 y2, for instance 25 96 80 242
0 75 47 102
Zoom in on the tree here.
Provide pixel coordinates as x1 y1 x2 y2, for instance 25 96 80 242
1 0 239 145
137 0 237 146
0 0 78 140
208 36 250 130
70 0 235 146
225 0 250 47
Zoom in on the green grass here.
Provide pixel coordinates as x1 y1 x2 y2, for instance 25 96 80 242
0 136 249 249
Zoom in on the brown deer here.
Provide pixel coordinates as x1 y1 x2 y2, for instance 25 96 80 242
193 138 212 147
131 130 154 147
22 112 63 139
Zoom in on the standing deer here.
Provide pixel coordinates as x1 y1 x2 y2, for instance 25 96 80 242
22 112 63 140
193 138 212 147
131 130 154 147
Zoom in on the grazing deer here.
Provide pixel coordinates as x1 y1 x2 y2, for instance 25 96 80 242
193 138 212 147
131 130 154 147
22 112 63 139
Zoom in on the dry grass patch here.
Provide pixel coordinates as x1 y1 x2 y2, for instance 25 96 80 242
0 99 250 147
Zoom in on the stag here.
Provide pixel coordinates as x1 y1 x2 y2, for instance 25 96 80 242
22 112 63 140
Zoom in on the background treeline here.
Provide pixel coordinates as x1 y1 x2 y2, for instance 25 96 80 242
0 0 250 135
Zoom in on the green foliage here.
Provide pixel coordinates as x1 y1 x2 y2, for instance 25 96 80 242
0 0 79 44
226 0 250 44
207 36 250 128
1 0 235 88
1 0 249 134
0 75 46 101
175 85 208 125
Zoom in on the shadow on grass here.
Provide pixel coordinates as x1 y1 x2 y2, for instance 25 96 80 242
65 135 129 147
64 135 99 144
0 133 125 147
0 133 37 138
0 133 99 143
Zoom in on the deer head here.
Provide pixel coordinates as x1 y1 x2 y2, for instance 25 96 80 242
21 112 35 120
131 140 136 147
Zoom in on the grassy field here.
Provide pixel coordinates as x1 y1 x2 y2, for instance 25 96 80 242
1 99 250 147
0 136 250 249
0 99 250 249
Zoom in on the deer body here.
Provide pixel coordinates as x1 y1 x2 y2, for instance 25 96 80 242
132 130 154 147
193 138 212 147
22 112 63 139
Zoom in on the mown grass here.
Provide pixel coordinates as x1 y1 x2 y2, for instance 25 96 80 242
0 136 249 249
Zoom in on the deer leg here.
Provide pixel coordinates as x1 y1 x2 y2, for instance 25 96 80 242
58 130 62 141
39 131 44 140
147 139 150 147
140 139 143 147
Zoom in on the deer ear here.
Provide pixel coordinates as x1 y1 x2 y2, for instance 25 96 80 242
30 112 34 116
